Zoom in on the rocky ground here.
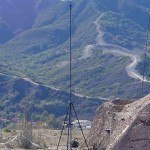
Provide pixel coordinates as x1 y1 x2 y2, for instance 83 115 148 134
88 94 150 150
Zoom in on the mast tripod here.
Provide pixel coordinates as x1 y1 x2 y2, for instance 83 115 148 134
56 2 89 150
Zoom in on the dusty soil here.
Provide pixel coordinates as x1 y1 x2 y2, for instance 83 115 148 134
0 128 90 150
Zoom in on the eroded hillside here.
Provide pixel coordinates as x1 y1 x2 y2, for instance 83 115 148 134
88 95 150 150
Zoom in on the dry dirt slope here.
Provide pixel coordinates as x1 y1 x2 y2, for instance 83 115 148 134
88 94 150 150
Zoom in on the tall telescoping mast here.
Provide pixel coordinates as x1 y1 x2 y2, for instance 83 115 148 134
141 16 150 97
56 1 89 150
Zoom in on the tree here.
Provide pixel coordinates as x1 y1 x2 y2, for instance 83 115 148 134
46 115 62 129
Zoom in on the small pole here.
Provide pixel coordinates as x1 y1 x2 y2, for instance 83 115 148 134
142 16 150 97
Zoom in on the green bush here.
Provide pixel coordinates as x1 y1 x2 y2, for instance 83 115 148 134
3 128 11 133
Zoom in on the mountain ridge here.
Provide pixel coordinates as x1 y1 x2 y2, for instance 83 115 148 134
0 0 150 119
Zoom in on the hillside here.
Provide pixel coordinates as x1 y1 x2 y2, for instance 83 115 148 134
0 74 103 120
88 94 150 149
0 0 150 100
0 0 150 120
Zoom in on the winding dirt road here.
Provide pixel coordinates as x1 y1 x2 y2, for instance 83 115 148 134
86 13 150 83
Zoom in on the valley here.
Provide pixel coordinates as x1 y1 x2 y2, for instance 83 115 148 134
0 0 150 128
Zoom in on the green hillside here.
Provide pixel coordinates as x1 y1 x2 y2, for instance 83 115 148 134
0 74 103 121
0 0 150 120
100 11 145 49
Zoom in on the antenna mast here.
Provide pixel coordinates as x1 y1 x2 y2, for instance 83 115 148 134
69 1 72 103
57 2 89 150
142 16 150 97
68 2 72 149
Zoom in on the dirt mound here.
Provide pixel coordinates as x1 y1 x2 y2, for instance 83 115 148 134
88 95 150 150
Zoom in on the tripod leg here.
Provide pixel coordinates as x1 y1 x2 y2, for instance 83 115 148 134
71 103 90 150
57 105 70 150
67 103 72 150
